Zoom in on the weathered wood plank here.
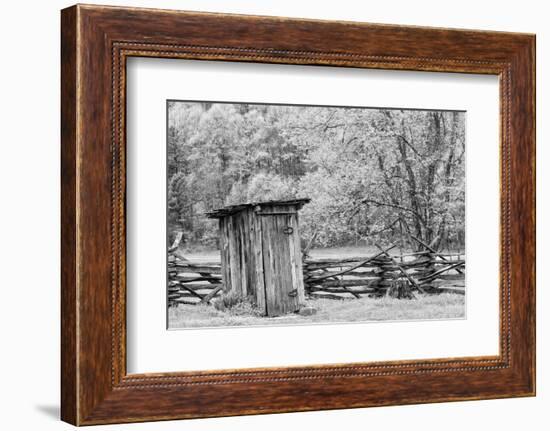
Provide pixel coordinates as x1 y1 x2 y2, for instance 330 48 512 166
375 243 424 293
171 260 221 266
307 279 380 288
309 287 377 295
174 275 222 282
201 284 224 303
172 282 223 290
305 269 379 278
306 245 397 283
173 265 222 274
179 284 205 300
172 298 201 305
261 213 276 315
418 261 465 283
253 207 267 314
292 211 306 304
411 235 464 275
309 293 350 301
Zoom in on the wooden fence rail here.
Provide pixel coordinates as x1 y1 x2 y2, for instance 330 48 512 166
168 256 224 305
303 253 465 300
168 245 465 307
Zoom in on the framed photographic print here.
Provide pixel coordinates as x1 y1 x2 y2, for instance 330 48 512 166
61 4 535 425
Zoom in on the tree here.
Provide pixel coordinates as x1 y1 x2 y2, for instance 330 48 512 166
167 102 465 251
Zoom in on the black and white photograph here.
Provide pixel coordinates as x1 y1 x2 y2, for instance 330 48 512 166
0 0 541 428
167 100 466 329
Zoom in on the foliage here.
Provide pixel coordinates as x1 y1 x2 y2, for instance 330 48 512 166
167 101 465 251
211 292 262 316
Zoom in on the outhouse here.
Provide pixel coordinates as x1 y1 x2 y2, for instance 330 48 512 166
207 199 310 317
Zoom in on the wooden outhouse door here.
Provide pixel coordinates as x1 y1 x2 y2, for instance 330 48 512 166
208 199 309 317
258 209 305 316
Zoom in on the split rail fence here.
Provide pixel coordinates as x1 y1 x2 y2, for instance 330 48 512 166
168 240 465 307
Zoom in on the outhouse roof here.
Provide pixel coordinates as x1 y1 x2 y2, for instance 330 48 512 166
206 198 310 219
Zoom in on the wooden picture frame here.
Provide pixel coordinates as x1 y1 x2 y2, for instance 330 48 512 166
61 4 535 425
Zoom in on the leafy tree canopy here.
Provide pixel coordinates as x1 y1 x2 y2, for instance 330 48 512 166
167 102 465 251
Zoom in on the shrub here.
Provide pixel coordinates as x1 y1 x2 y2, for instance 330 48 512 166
212 291 262 316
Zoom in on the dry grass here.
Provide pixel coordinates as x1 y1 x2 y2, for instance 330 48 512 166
182 245 464 261
168 293 465 329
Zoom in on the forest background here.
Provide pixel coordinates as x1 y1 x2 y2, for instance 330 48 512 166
167 101 465 254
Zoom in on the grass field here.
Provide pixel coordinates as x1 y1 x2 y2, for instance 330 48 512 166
168 293 465 329
182 246 387 261
171 245 465 329
181 245 464 262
